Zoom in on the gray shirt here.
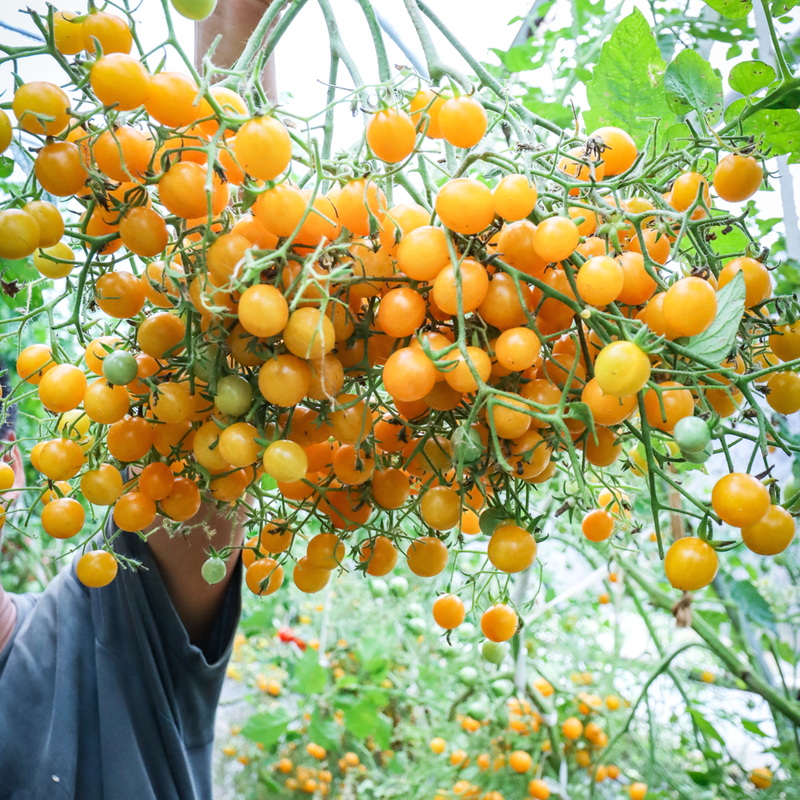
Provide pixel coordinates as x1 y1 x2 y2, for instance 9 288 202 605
0 529 242 800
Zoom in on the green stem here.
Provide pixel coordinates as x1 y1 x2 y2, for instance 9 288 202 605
413 0 563 135
321 53 340 163
353 0 392 83
223 0 310 91
316 0 366 96
622 555 800 727
759 0 792 81
399 0 471 92
719 76 800 136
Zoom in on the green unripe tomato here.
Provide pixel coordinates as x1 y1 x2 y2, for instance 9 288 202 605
368 577 389 597
481 640 508 664
406 617 426 636
191 345 219 383
457 621 477 639
466 697 490 720
389 575 409 596
458 666 479 686
451 424 483 466
201 556 226 585
673 416 711 453
102 350 138 385
783 474 800 510
169 0 218 21
681 443 712 464
214 374 253 417
406 602 425 618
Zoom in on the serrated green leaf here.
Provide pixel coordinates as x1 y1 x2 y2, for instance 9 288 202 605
567 401 596 432
730 579 776 630
688 766 726 785
240 607 274 635
742 718 768 736
702 0 752 18
257 770 282 792
372 712 393 749
309 710 341 751
664 50 723 123
491 44 540 72
689 708 726 746
682 271 745 363
740 108 800 157
343 697 381 740
294 648 328 695
772 0 799 14
664 122 692 147
520 88 576 130
359 636 389 675
772 638 798 665
242 708 291 747
479 506 508 536
583 9 669 146
729 61 776 95
724 97 747 124
707 216 750 257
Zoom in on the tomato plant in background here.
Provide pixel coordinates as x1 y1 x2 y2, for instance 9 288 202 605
1 0 800 796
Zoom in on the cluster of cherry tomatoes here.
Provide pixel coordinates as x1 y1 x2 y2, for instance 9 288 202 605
419 680 650 800
0 5 797 630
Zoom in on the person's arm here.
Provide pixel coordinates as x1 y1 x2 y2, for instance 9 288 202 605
144 503 246 649
195 0 278 102
0 438 28 654
143 0 278 651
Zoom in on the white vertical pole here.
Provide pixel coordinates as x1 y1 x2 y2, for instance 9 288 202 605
754 2 800 260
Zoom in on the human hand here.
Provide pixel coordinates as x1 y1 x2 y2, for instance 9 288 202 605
194 0 277 99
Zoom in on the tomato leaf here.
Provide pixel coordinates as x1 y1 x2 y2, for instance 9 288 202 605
308 710 341 751
583 9 669 146
372 712 393 750
723 97 747 124
664 51 723 124
242 707 291 747
256 770 282 793
769 637 798 665
567 401 596 433
688 765 726 785
771 0 800 14
729 579 777 631
341 696 392 746
728 61 776 95
479 506 508 536
681 271 745 363
663 122 692 148
520 87 576 130
706 213 750 257
741 718 768 737
688 708 726 746
358 635 389 675
490 43 540 72
740 108 800 160
294 648 328 694
702 0 752 18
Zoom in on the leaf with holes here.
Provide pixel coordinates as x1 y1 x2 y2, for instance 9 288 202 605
664 50 723 123
729 61 776 95
702 0 752 18
584 9 669 146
